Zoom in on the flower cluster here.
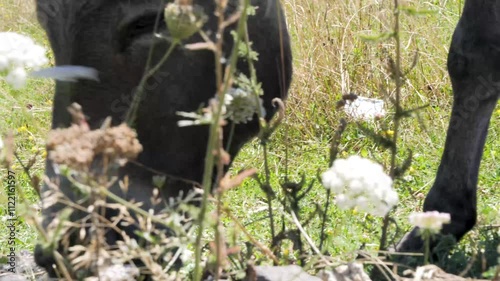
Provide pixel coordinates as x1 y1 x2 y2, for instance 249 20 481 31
0 32 48 89
321 155 398 217
408 211 451 233
47 123 143 172
224 87 265 124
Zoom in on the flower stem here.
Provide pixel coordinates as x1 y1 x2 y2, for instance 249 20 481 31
381 0 401 252
262 142 276 244
320 119 347 250
423 231 430 265
126 40 179 127
225 122 236 153
390 0 401 179
192 1 250 280
319 189 330 251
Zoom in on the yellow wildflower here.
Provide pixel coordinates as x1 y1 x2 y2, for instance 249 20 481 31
384 130 394 138
283 248 289 256
17 126 28 133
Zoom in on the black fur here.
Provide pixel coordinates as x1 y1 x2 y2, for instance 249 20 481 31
397 0 500 253
34 0 292 276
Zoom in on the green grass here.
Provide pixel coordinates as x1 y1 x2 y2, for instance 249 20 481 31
226 0 500 276
0 0 499 278
0 0 53 254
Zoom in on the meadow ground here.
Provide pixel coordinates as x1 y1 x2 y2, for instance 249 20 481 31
0 0 499 279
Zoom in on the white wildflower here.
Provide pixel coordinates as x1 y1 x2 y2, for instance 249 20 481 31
0 32 48 89
0 56 8 70
321 155 397 217
344 96 385 121
177 97 228 127
96 264 139 281
176 110 213 127
0 137 3 150
5 67 27 89
408 211 451 233
177 87 266 127
180 248 194 263
224 87 266 124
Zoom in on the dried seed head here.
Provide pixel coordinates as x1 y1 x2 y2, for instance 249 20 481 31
47 123 143 172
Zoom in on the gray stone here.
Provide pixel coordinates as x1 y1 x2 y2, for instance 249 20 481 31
246 265 322 281
317 263 372 281
0 273 28 281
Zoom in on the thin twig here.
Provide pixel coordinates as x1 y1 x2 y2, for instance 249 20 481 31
290 211 333 266
223 206 279 264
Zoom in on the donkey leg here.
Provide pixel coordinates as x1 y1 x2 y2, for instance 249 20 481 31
397 1 500 253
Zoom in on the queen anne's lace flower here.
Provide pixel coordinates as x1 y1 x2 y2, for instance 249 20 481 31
408 211 451 233
0 32 48 89
5 66 27 89
224 87 266 124
321 155 398 216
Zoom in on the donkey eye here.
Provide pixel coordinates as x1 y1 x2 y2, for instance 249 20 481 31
117 12 165 53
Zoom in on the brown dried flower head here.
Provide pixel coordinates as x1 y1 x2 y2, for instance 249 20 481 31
47 123 143 172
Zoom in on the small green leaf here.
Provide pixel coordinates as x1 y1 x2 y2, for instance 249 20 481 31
400 6 436 16
359 32 395 43
361 148 368 158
